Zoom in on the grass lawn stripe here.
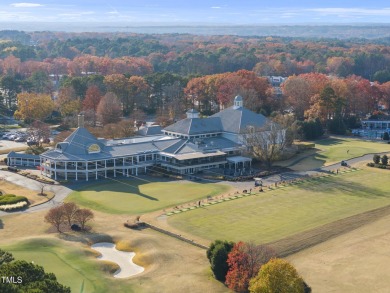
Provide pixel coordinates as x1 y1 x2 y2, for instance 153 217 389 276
168 169 390 244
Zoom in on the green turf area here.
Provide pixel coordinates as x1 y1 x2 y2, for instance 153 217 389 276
315 137 390 165
168 169 390 244
66 179 231 214
281 137 390 170
2 238 135 293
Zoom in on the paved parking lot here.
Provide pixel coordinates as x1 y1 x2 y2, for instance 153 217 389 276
0 139 28 151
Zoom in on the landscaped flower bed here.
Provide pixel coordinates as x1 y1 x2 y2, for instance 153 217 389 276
0 194 29 211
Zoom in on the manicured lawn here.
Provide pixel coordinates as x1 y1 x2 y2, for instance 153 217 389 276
281 136 390 171
315 137 390 165
2 238 134 293
168 168 390 244
66 179 231 214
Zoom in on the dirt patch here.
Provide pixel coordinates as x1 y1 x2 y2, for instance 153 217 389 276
268 204 390 257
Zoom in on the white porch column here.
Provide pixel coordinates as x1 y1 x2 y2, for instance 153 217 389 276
40 158 43 175
96 161 98 180
114 159 116 177
86 161 88 181
127 168 129 177
54 161 57 180
136 167 138 176
105 160 107 178
75 162 78 181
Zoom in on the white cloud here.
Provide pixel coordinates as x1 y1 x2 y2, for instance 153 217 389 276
306 7 390 17
211 6 221 9
10 2 43 8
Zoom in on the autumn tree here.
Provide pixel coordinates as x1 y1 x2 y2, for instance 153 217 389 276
243 121 287 169
74 208 94 230
104 74 129 115
44 206 65 233
97 92 122 125
225 242 276 293
207 240 235 282
56 86 81 118
14 92 54 122
83 85 103 126
249 258 306 293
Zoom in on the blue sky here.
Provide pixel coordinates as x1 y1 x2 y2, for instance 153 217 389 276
0 1 390 24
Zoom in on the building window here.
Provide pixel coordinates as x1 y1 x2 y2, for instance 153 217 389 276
88 144 101 153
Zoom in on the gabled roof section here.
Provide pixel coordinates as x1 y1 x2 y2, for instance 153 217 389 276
62 127 105 155
211 106 268 133
163 117 222 135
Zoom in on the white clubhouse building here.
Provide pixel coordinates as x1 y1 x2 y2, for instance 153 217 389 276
9 96 276 181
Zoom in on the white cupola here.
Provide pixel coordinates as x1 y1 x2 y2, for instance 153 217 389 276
186 109 200 119
233 95 243 109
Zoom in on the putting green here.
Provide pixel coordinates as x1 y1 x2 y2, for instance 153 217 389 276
66 179 231 214
168 169 390 244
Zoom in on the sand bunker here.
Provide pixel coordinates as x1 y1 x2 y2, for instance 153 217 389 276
91 242 144 278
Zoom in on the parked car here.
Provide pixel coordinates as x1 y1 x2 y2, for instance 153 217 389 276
14 136 26 142
27 140 39 146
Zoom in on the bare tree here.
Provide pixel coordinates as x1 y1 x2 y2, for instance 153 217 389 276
28 120 51 147
44 206 65 233
243 121 287 169
74 208 94 230
97 92 122 126
244 242 277 279
39 183 47 195
62 202 79 227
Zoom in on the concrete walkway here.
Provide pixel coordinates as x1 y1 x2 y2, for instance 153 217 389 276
0 170 72 217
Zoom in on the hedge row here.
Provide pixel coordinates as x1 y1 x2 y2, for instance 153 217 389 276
367 162 390 169
0 194 29 206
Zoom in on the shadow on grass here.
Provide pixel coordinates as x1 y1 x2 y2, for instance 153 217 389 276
59 231 115 245
315 137 346 146
68 177 159 201
295 174 387 199
0 218 3 229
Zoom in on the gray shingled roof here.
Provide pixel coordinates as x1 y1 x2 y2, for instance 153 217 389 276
163 117 222 135
7 151 40 160
211 106 268 133
61 127 105 155
138 125 163 136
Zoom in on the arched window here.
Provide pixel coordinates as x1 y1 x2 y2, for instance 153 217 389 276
88 144 101 153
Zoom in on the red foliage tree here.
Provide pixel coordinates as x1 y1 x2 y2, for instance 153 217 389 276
225 242 276 293
83 85 103 126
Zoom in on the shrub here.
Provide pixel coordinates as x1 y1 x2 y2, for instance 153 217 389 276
207 240 235 282
373 154 381 164
366 162 375 167
249 258 306 293
383 132 390 141
0 194 28 206
0 201 28 211
381 155 388 166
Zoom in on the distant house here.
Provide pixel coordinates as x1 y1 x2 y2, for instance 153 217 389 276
11 96 275 181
